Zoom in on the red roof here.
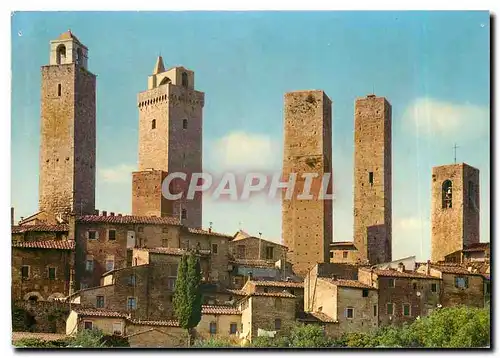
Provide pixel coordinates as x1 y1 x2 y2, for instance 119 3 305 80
76 215 180 226
430 264 485 276
250 291 296 298
202 305 241 315
225 289 246 296
320 278 375 290
187 227 233 239
362 267 438 279
12 240 74 250
463 242 490 252
12 224 69 233
230 259 276 268
74 308 128 318
250 280 304 288
137 247 211 256
127 318 179 327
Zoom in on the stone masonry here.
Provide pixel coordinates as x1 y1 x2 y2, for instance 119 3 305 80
39 31 96 221
282 90 333 277
133 58 204 228
353 95 392 265
431 163 480 262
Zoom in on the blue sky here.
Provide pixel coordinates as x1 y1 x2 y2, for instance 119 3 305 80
11 11 490 261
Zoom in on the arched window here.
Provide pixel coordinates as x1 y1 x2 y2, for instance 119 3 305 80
159 77 171 86
151 119 156 129
442 180 453 209
182 119 188 130
182 72 188 87
56 44 66 65
76 47 83 65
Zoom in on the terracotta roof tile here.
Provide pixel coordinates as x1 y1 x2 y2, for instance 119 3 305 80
137 247 210 256
74 307 128 318
362 267 438 279
463 242 490 252
225 289 246 296
298 312 338 323
187 227 233 239
12 224 69 233
230 259 276 268
127 318 179 327
430 264 485 276
231 234 286 247
251 291 296 298
320 278 375 290
58 30 81 42
250 280 304 288
202 305 241 315
12 240 74 250
76 215 180 226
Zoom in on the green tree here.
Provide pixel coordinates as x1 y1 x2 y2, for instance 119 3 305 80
288 324 334 348
67 328 106 348
173 253 203 347
193 337 235 348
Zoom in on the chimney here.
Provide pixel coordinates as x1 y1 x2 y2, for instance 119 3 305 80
110 212 115 217
94 209 99 216
426 260 431 276
102 211 107 217
118 213 122 217
397 262 405 273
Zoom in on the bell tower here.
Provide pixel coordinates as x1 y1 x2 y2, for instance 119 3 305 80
39 30 96 222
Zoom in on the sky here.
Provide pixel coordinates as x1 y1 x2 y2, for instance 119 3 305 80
10 11 490 261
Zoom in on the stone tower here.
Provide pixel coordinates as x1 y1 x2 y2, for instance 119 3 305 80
282 90 333 277
39 31 96 222
431 163 480 262
353 95 392 265
132 57 204 228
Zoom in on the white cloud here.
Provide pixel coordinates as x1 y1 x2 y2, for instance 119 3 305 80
208 131 281 172
403 98 489 140
99 164 135 183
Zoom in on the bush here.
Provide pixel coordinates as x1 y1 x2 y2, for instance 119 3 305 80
14 338 67 348
193 337 236 348
67 328 105 348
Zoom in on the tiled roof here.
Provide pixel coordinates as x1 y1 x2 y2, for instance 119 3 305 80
12 224 69 233
137 247 210 256
230 259 277 268
330 241 356 247
12 332 67 342
127 318 179 327
231 234 286 247
250 291 296 298
463 242 490 252
74 308 128 318
298 312 338 323
250 280 304 288
187 227 233 239
58 30 81 42
76 215 180 226
202 305 241 315
225 289 246 296
361 267 438 279
430 264 485 276
12 240 74 250
320 278 375 290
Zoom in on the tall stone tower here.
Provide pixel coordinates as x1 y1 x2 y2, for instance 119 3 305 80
282 90 333 277
39 31 96 222
353 95 392 265
132 56 204 228
431 163 480 262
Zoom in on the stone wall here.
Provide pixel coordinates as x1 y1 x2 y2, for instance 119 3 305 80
126 323 186 348
13 300 70 334
132 170 173 217
440 273 485 308
229 236 287 262
336 286 378 334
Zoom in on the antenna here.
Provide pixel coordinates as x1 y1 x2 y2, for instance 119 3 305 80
453 143 459 164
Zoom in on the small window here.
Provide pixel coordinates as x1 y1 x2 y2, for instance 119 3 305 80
48 267 56 280
403 304 411 317
388 278 395 288
162 239 168 247
168 278 176 290
209 322 217 335
137 227 144 233
212 243 218 254
274 318 282 330
362 289 369 297
455 276 468 289
162 227 168 233
128 275 136 286
343 251 348 259
230 323 237 335
182 119 188 130
329 251 333 259
263 288 269 293
108 230 116 241
169 264 178 277
152 119 156 129
182 72 188 87
96 295 105 308
127 297 137 310
21 266 29 279
112 323 122 336
413 282 417 290
84 321 93 330
88 231 97 240
266 246 274 260
369 172 374 185
86 260 94 272
57 84 61 97
105 259 114 272
345 307 354 319
431 283 438 292
373 305 377 317
181 209 187 220
387 303 394 315
442 180 453 209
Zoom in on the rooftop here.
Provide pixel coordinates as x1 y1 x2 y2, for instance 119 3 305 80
136 247 211 256
12 224 69 233
127 318 179 327
297 311 338 323
250 280 304 288
12 240 75 250
361 267 439 279
187 227 233 239
463 242 490 252
430 264 485 276
320 278 375 290
230 259 277 268
202 305 241 315
76 214 180 226
74 307 128 318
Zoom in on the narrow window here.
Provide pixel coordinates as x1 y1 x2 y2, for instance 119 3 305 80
431 283 437 293
85 259 94 272
388 278 396 288
212 243 218 254
57 84 62 97
230 323 238 335
182 118 188 130
88 231 97 240
137 227 144 233
182 72 188 87
373 305 378 317
362 289 369 297
181 209 187 220
329 251 334 259
274 318 282 330
168 278 176 290
48 267 56 280
84 321 93 330
108 230 116 241
413 282 417 290
21 266 29 279
209 322 217 335
442 180 453 209
96 295 105 308
345 307 354 319
387 303 394 315
403 304 411 317
105 259 114 272
455 276 468 289
162 227 168 234
127 297 137 310
343 251 348 259
266 246 274 260
369 172 374 185
128 275 136 286
151 119 156 129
